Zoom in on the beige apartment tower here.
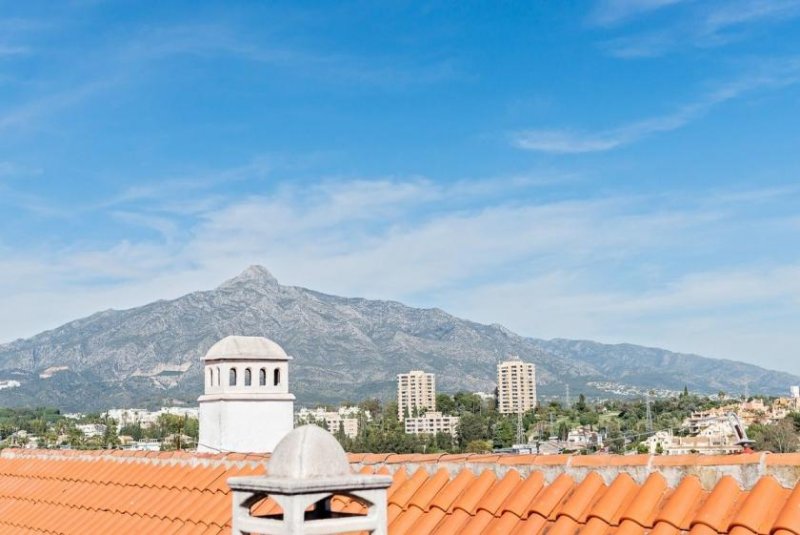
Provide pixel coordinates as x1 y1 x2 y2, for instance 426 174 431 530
497 357 537 414
397 370 436 420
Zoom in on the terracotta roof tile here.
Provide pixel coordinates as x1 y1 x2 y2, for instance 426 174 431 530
690 475 741 533
620 471 668 528
528 472 575 519
405 468 450 511
457 508 495 534
497 470 545 518
451 469 496 514
730 476 789 534
0 448 799 534
475 469 522 516
653 475 704 531
586 472 639 525
509 511 549 535
442 508 484 534
485 510 525 535
387 467 429 511
556 470 605 522
545 514 580 535
772 483 800 535
428 468 475 512
406 503 447 534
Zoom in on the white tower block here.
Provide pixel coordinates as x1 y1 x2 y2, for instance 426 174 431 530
199 335 295 453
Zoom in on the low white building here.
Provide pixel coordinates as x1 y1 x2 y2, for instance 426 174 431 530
105 406 200 431
404 412 460 437
565 426 603 450
296 406 368 439
473 391 495 402
126 439 161 452
644 424 741 455
76 423 107 438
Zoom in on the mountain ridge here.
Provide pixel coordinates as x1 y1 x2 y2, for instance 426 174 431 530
0 265 796 411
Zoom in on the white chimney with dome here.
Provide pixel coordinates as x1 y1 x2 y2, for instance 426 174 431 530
198 335 295 453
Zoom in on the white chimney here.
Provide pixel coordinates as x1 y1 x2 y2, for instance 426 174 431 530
228 425 392 534
198 335 295 453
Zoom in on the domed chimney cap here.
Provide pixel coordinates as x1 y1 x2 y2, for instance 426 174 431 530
267 425 351 479
203 335 290 361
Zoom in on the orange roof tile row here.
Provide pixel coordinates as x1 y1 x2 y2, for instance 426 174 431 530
0 450 267 534
372 465 800 535
350 451 800 470
0 449 799 534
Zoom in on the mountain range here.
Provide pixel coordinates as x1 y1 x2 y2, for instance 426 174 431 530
0 265 796 411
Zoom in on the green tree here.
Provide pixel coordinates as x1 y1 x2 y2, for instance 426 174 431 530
433 432 453 452
457 413 489 449
557 422 569 441
575 393 587 412
790 412 800 432
102 421 120 449
119 422 143 441
750 419 799 453
436 394 456 415
465 439 492 453
454 392 483 414
606 421 624 453
578 412 599 427
493 418 516 448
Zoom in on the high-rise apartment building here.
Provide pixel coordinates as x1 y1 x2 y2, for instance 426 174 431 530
497 357 537 414
397 370 436 420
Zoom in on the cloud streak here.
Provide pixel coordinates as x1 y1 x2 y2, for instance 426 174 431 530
123 23 459 89
589 0 689 27
598 0 800 58
512 59 800 153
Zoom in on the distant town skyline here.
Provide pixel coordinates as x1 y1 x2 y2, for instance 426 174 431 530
1 2 799 375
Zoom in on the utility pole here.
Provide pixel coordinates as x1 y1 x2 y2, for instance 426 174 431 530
516 410 524 446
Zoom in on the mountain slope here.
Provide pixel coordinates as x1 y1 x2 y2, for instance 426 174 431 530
0 266 796 411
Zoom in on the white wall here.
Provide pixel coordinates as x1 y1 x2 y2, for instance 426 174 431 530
199 396 295 453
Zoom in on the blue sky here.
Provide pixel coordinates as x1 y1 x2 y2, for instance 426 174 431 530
1 1 799 377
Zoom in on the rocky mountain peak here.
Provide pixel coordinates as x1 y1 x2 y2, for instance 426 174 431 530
1 265 797 411
218 265 279 288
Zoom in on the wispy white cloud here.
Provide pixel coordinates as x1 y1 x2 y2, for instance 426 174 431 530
512 59 800 153
589 0 689 27
123 24 459 89
0 79 116 132
599 0 800 57
0 45 29 57
449 262 800 373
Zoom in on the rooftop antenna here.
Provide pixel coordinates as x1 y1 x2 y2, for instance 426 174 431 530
727 412 755 450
